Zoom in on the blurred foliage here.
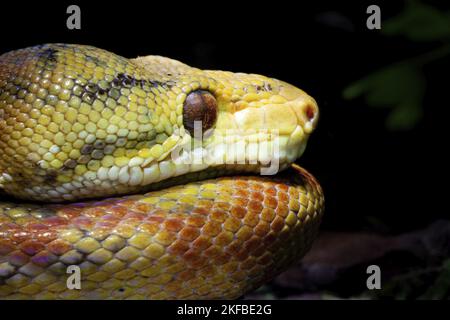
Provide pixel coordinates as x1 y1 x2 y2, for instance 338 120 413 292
382 0 450 41
370 259 450 300
343 64 425 130
343 0 450 130
419 259 450 299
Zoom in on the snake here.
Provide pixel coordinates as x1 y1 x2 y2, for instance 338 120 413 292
0 44 324 299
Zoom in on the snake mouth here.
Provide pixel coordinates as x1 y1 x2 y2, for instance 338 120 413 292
146 123 310 179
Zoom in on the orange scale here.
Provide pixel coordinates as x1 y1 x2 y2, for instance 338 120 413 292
15 216 38 226
19 239 45 256
202 221 222 237
235 189 249 198
112 224 135 238
188 256 207 270
42 216 68 227
97 214 121 225
214 231 234 247
236 226 253 242
242 236 260 253
122 212 147 222
247 200 263 213
224 240 242 256
154 230 177 246
104 205 129 218
176 269 196 281
82 207 109 218
35 230 59 244
167 212 190 220
270 216 285 232
89 226 114 240
276 183 289 192
186 216 206 228
137 222 160 235
221 261 238 274
190 207 208 216
9 229 30 244
144 215 165 223
254 221 270 237
0 215 11 224
0 222 20 233
30 250 57 267
212 253 230 265
71 216 95 230
250 191 264 202
130 202 154 214
0 240 15 255
147 209 168 218
56 207 82 220
178 226 200 242
191 235 212 251
176 203 195 213
288 188 300 199
203 245 221 258
25 222 51 232
223 217 241 233
167 239 190 256
117 218 141 229
163 218 185 233
236 251 250 264
8 250 30 266
234 181 249 188
114 199 137 208
164 281 183 293
277 191 289 203
209 209 228 223
195 201 212 210
183 250 202 265
197 265 215 278
47 239 72 255
213 202 231 211
231 197 248 207
275 203 289 217
263 196 277 209
251 183 264 192
230 205 246 219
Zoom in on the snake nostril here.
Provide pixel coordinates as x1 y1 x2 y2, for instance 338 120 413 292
306 105 315 121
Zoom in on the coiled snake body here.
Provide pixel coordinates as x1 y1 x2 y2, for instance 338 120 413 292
0 44 323 299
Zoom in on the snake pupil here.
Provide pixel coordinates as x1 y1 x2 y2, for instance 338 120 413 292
183 90 218 136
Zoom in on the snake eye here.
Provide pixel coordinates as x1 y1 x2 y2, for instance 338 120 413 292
183 90 218 136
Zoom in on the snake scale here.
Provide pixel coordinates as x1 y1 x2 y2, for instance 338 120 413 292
0 44 323 299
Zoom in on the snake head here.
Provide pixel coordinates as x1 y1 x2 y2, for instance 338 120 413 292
197 70 319 175
0 44 318 202
156 68 319 177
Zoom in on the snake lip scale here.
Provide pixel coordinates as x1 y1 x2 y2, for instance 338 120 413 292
0 44 324 299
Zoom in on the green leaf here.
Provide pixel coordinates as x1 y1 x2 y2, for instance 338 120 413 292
342 64 425 130
386 100 423 131
383 0 450 42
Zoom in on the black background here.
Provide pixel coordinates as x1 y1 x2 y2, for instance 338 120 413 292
0 0 444 235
